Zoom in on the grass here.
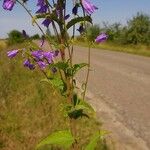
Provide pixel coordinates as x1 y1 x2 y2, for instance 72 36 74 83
76 40 150 57
0 40 7 50
0 42 109 150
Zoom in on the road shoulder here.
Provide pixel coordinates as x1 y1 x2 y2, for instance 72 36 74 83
85 90 149 150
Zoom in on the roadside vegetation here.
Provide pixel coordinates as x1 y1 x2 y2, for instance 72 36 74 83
0 41 110 150
76 12 150 56
0 40 7 50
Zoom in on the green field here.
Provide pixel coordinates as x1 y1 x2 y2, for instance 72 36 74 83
0 43 109 150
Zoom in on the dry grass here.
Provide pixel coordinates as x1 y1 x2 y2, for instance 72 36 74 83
76 40 150 57
0 40 7 50
0 43 108 150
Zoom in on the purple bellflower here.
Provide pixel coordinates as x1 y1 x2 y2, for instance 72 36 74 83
42 18 51 28
77 24 84 34
36 4 48 13
23 59 35 70
7 50 18 58
43 51 54 64
37 61 47 69
37 0 45 6
32 50 44 60
43 50 59 64
72 4 78 15
64 14 70 20
82 0 98 15
3 0 15 11
95 33 108 43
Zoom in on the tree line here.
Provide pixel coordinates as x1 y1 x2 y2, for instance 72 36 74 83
86 12 150 45
6 13 150 46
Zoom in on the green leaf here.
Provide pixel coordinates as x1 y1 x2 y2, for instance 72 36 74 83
36 130 74 149
32 13 62 26
66 16 92 30
78 99 95 113
40 77 65 93
55 61 69 71
85 131 109 150
73 63 88 75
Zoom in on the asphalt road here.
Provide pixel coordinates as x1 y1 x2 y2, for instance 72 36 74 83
73 46 150 150
41 41 150 149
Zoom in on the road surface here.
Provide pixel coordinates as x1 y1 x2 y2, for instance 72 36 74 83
73 46 150 150
42 41 150 149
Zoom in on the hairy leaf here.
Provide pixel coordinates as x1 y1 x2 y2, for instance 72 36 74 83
85 131 109 150
36 130 74 149
72 63 88 75
66 16 92 30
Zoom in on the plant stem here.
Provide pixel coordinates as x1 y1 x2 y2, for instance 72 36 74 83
83 43 91 100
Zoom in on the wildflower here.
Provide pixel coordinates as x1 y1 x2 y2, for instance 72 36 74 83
22 30 29 38
95 33 108 43
43 50 59 64
23 59 35 70
32 50 44 60
43 51 54 64
36 4 48 13
7 50 18 58
64 14 70 20
77 23 84 34
42 18 51 28
37 0 45 6
81 0 98 15
3 0 15 11
72 4 79 15
37 61 47 69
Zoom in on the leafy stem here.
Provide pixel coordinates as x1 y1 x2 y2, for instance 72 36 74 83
83 42 91 100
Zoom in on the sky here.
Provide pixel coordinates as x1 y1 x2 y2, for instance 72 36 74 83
0 0 150 38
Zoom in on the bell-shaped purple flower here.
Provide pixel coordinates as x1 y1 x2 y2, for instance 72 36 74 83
37 0 45 6
3 0 15 11
43 51 53 64
7 49 18 58
42 18 51 28
37 61 47 69
23 59 35 70
72 4 79 15
64 14 70 20
22 30 29 39
36 4 48 13
32 50 44 60
95 33 108 43
77 24 84 34
82 0 98 15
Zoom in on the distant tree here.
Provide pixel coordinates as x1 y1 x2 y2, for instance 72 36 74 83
103 22 123 43
31 34 40 39
125 13 150 44
7 30 24 45
86 24 101 41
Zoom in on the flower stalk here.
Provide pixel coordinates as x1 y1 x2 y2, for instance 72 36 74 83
2 0 108 149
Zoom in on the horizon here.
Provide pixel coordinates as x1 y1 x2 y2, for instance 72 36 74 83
0 0 150 38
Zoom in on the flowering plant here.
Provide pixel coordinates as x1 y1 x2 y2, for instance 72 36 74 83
2 0 108 149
